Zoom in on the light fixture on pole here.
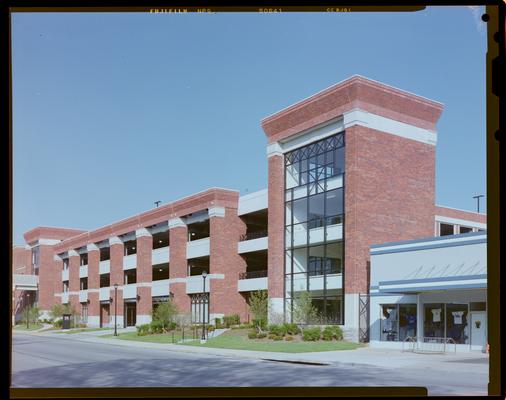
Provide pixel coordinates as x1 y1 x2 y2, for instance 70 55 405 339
26 292 30 329
472 195 484 213
201 271 207 343
114 283 118 336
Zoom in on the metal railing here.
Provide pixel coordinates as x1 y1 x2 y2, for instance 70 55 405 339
402 336 457 354
239 230 268 241
238 270 268 280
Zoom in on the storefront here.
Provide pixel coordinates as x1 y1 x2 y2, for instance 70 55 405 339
369 232 487 352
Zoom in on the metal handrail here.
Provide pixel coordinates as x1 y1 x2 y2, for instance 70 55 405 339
239 230 268 241
402 336 457 353
238 270 268 280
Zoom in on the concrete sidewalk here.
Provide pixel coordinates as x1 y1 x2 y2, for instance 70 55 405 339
15 329 489 371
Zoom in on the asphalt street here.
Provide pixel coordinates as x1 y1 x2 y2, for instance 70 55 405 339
11 332 488 396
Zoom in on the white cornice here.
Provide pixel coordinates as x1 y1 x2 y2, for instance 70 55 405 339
136 228 152 238
68 249 79 257
168 218 186 229
208 206 225 218
109 236 123 246
87 243 99 252
342 108 437 146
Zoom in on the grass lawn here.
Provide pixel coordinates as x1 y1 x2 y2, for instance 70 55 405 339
13 323 43 331
54 327 111 334
99 330 191 343
180 329 364 353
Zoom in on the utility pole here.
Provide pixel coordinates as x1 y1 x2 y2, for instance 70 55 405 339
472 195 484 213
154 201 161 207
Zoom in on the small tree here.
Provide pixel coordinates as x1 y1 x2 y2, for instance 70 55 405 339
152 300 179 332
292 291 318 327
175 312 192 340
29 306 41 324
248 290 268 332
49 303 64 321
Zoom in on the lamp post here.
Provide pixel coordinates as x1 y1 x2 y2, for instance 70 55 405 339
473 194 484 213
114 284 118 336
201 271 207 343
26 293 30 329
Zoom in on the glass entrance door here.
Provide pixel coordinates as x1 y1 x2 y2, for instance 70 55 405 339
124 302 136 327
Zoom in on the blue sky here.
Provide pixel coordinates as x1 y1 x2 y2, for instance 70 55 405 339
12 7 487 244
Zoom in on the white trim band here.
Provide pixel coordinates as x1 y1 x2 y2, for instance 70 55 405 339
435 215 486 229
168 218 186 229
342 108 437 146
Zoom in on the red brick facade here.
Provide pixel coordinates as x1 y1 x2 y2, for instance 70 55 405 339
344 125 436 293
209 207 248 320
267 155 285 300
14 76 487 330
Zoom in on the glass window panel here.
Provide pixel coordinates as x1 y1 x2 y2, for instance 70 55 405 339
300 158 308 172
308 169 317 183
324 297 341 325
292 272 308 292
299 170 308 185
459 226 473 234
286 164 299 189
308 193 325 222
424 303 445 338
439 223 454 236
326 175 343 190
326 188 344 217
292 197 307 224
285 250 293 274
325 150 334 164
381 304 399 341
309 156 317 170
293 247 307 273
285 189 292 202
399 304 417 341
285 203 292 226
317 153 325 168
285 226 292 247
293 185 307 199
446 304 469 344
309 183 317 195
325 242 343 274
334 147 345 175
308 245 325 276
292 223 308 247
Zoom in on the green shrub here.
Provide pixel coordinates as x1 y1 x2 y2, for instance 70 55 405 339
252 318 267 331
248 331 258 339
283 323 300 335
322 325 344 340
150 320 164 334
223 314 241 327
268 324 287 337
137 324 150 336
208 326 215 332
273 335 283 341
285 335 294 341
257 332 267 339
53 319 62 328
302 327 322 341
214 317 223 328
268 333 277 340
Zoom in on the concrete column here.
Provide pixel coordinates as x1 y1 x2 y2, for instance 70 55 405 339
168 218 190 315
267 154 285 322
136 228 152 325
68 250 80 312
109 236 124 328
52 254 63 308
87 243 100 327
209 206 248 322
